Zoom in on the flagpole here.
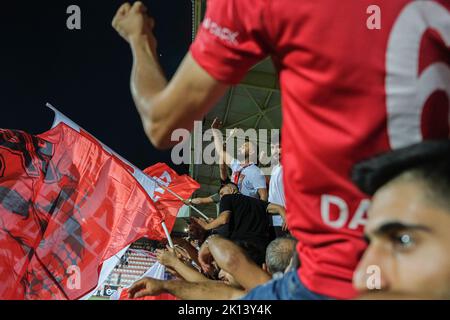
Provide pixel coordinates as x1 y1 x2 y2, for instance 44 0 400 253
148 176 210 220
161 221 174 248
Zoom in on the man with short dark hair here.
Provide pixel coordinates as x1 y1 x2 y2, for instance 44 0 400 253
210 118 268 201
351 140 450 299
263 131 288 235
193 183 286 260
113 1 450 299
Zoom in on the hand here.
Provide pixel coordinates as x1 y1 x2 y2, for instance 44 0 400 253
128 277 164 299
173 245 191 261
186 198 201 205
211 117 223 129
155 249 179 268
112 2 157 49
198 241 214 274
192 217 208 229
190 198 202 205
183 199 191 206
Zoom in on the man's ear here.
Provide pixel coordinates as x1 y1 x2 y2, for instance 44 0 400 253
262 263 268 273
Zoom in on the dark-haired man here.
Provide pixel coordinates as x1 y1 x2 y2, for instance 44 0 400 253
352 140 450 299
113 1 450 299
210 118 268 201
193 183 286 260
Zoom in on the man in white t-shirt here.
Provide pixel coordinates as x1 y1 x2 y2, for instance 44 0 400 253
264 132 287 233
268 134 284 207
211 118 268 201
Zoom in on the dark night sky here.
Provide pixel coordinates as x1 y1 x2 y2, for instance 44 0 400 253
0 0 192 173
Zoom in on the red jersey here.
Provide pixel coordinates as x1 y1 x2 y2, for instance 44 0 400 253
190 0 450 299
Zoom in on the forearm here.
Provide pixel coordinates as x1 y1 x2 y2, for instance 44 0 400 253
195 197 214 205
204 217 227 230
129 35 167 126
171 260 209 283
267 203 286 218
173 240 202 266
208 237 271 290
163 280 245 300
219 162 229 181
258 189 268 201
212 130 227 165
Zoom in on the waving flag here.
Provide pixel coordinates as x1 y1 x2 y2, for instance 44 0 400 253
0 105 199 300
111 261 178 301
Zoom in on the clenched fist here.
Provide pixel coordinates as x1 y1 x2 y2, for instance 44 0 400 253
112 2 157 50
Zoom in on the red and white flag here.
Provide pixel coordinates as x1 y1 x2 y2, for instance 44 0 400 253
0 105 199 300
110 261 178 301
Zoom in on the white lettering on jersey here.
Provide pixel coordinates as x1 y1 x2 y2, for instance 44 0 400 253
202 17 239 45
386 1 450 149
321 194 370 230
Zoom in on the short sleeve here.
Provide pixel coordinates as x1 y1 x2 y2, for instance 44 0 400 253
190 0 270 85
249 166 267 190
229 158 240 173
219 194 233 213
210 193 221 203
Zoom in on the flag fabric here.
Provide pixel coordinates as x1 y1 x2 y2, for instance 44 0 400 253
0 106 199 300
143 162 200 223
112 261 178 301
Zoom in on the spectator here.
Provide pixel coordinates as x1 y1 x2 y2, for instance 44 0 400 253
186 155 230 209
351 140 450 299
261 131 288 236
156 247 209 282
192 183 286 259
113 1 449 299
187 193 220 206
129 235 296 300
210 118 268 201
264 237 297 276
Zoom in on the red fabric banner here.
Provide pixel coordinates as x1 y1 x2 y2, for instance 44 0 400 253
0 120 199 300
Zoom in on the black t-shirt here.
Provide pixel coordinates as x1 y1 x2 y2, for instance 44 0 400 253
218 194 271 245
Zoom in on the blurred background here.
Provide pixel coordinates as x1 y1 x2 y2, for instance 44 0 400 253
0 0 192 173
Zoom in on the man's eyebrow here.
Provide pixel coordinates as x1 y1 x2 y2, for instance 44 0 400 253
372 221 432 236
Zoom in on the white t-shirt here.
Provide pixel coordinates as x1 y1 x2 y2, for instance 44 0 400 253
230 159 267 199
268 164 285 226
268 164 285 206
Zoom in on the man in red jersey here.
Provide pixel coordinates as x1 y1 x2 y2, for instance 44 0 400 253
112 1 450 299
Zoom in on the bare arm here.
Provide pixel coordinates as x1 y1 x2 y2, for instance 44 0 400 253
172 238 202 266
112 3 228 149
258 188 268 201
211 118 233 166
219 160 229 182
267 203 288 230
206 236 271 290
190 196 215 205
267 203 286 218
129 278 245 300
156 249 208 283
193 211 230 231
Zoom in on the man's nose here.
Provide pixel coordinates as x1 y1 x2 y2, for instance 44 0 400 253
353 246 390 293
